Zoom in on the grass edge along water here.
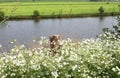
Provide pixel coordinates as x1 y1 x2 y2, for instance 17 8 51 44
0 2 120 19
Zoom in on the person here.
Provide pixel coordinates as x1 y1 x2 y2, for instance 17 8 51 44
49 35 60 55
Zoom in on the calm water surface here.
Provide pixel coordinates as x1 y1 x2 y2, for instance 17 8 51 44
0 16 117 48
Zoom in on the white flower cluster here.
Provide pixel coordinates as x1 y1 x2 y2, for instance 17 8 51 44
0 37 120 77
112 66 120 75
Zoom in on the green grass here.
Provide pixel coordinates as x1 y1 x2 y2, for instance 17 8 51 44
0 0 90 2
0 2 120 18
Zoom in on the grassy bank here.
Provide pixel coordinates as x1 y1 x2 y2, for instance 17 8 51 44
0 2 120 19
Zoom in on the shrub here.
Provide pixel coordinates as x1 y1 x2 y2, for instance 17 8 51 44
0 11 5 19
0 37 120 78
33 10 39 17
98 6 105 14
100 16 120 40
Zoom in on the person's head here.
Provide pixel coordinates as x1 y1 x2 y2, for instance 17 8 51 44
49 35 60 49
49 35 60 42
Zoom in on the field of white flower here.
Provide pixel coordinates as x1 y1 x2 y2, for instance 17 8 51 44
0 36 120 78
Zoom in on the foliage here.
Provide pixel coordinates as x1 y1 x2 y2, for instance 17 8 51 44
33 10 40 17
98 6 105 14
0 11 4 19
0 37 120 78
100 16 120 40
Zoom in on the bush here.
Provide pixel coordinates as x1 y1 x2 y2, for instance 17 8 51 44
100 16 120 40
0 11 5 19
33 10 39 17
98 6 105 14
0 37 120 78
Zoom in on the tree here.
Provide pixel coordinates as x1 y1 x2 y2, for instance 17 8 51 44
98 6 105 14
33 10 39 17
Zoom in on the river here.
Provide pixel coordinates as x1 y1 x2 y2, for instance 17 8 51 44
0 16 118 49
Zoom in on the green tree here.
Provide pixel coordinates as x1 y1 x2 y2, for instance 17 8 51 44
98 6 105 14
33 10 39 17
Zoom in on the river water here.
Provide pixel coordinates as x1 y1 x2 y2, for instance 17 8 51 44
0 16 118 49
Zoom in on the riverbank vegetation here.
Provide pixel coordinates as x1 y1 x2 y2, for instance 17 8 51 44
0 2 120 19
0 34 120 77
0 17 120 77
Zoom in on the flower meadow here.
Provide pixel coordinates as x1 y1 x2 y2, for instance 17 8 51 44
0 36 120 78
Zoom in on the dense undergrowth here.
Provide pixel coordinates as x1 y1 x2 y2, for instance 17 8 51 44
0 35 120 78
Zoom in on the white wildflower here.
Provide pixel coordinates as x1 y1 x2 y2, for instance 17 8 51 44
32 65 40 70
66 74 72 78
29 53 32 56
44 64 47 67
67 38 72 42
11 49 15 52
101 61 105 64
118 71 120 75
13 39 17 42
16 49 19 52
51 71 58 78
41 36 46 40
63 62 67 65
9 56 16 60
78 69 80 72
39 41 42 45
58 64 63 68
18 53 23 57
81 61 83 63
61 50 65 55
4 59 8 63
30 60 34 65
11 73 15 76
33 40 36 42
1 57 6 61
56 56 62 63
11 41 14 44
112 68 116 72
116 66 120 72
20 45 25 48
1 75 6 78
72 65 77 71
